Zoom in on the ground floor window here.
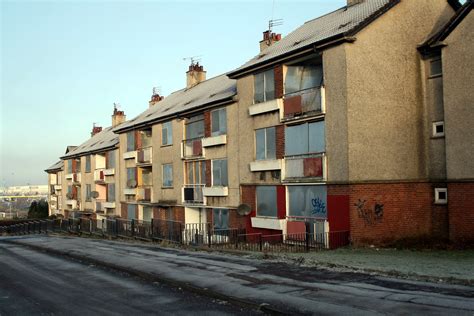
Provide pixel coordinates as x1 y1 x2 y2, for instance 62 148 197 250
256 186 277 218
143 206 152 221
213 209 229 230
127 204 136 220
288 185 327 219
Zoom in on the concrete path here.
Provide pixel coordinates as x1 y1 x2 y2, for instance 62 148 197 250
2 235 474 315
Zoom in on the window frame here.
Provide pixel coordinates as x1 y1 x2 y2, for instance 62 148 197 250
162 121 173 146
285 121 325 156
85 156 91 173
254 69 275 104
162 163 173 188
211 108 227 136
185 115 205 140
432 121 445 138
126 131 136 152
107 183 115 202
85 184 92 202
106 150 116 169
255 126 276 161
213 208 229 230
212 159 228 187
256 186 278 218
434 188 448 204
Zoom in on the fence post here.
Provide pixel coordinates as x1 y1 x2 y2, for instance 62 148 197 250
259 233 263 252
150 218 154 239
131 219 135 237
207 223 212 248
305 221 310 252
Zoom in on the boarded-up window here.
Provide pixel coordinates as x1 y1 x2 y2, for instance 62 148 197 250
256 186 277 218
213 209 229 230
107 183 115 202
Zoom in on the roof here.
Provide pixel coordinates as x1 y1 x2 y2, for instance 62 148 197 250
228 0 401 78
66 146 77 154
45 160 63 173
419 0 472 51
114 74 236 133
61 125 120 159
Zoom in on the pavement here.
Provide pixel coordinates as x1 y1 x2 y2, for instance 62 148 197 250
2 235 474 315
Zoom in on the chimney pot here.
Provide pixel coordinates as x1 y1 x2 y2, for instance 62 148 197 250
91 126 102 137
186 63 206 89
259 31 281 52
112 106 126 127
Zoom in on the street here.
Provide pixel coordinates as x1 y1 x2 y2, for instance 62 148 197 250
0 240 254 315
1 235 474 315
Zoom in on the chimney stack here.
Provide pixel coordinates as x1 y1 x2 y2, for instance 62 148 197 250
186 63 206 89
149 87 164 108
91 124 102 137
259 30 281 52
112 104 126 127
347 0 363 5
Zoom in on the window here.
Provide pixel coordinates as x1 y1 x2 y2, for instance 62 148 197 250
141 129 152 148
67 185 73 198
85 156 91 173
126 131 135 152
254 69 275 103
435 188 448 204
285 64 322 94
213 209 229 230
162 121 173 145
106 150 116 169
256 186 277 217
74 159 81 173
432 121 445 137
67 160 73 173
186 161 206 184
185 115 205 139
285 121 325 155
212 159 228 186
288 185 327 218
85 184 92 202
127 204 136 220
141 169 152 186
162 164 173 187
143 206 152 222
126 168 137 188
211 108 227 136
430 58 442 77
107 183 115 202
256 127 276 160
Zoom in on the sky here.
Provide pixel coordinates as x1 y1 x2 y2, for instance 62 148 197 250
1 0 347 186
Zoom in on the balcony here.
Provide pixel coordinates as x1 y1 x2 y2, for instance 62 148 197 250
137 147 153 166
202 135 227 148
182 184 205 204
94 169 105 183
203 186 228 197
248 98 282 116
95 199 105 213
54 185 62 191
103 168 115 176
65 173 73 180
283 153 326 181
137 187 152 202
123 151 137 160
103 201 116 209
182 137 203 159
282 86 325 121
73 173 81 184
250 159 282 172
66 200 77 209
124 188 136 196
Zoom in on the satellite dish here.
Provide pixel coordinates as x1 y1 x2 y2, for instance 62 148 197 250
91 191 99 198
127 179 137 188
66 193 74 199
237 204 251 216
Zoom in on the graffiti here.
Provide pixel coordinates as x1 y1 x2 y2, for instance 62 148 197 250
311 197 326 216
354 199 384 226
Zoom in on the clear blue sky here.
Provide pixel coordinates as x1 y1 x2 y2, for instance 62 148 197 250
1 0 346 186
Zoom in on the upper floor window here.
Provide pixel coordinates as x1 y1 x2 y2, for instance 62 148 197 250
85 184 92 202
141 169 152 186
256 186 277 218
162 121 173 145
285 121 325 156
186 161 206 185
211 108 227 136
85 156 91 173
185 115 205 139
212 159 228 187
106 150 116 169
255 127 276 160
285 63 322 94
67 160 73 173
74 159 81 173
107 183 115 202
140 129 152 148
162 164 173 188
126 131 135 152
430 58 442 77
254 69 275 104
126 167 137 187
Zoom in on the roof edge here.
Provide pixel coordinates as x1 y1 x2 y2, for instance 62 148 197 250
60 144 118 160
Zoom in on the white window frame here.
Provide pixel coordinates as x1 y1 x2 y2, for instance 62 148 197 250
255 127 276 161
162 164 173 188
211 108 227 136
211 159 228 187
254 69 275 104
162 121 173 146
434 188 448 204
432 121 445 138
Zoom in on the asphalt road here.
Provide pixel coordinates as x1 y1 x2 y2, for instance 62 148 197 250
0 241 255 315
2 236 474 315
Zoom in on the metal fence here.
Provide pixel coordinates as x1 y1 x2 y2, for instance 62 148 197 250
0 218 350 252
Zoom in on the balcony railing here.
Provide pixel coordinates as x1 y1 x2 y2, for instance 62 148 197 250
183 184 205 204
182 137 203 159
94 169 105 183
73 173 81 184
283 153 326 180
137 187 152 202
95 199 106 213
283 86 324 120
137 146 153 165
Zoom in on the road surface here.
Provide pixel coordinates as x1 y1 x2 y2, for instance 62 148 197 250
1 235 474 315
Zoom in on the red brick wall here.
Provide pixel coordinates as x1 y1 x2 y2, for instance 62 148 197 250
174 206 185 223
229 210 247 229
121 202 127 218
204 111 211 137
274 65 283 99
205 160 212 187
275 125 285 159
349 182 447 245
448 182 474 242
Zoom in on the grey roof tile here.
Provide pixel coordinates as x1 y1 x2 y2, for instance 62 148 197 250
228 0 396 77
114 74 236 133
45 160 63 172
61 125 121 159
